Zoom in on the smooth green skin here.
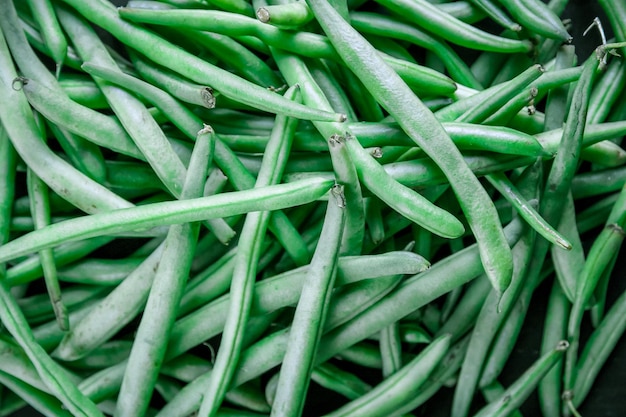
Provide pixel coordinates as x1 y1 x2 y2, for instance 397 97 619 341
271 189 345 417
456 64 544 124
58 76 109 108
52 245 164 362
587 58 626 124
306 0 513 294
2 0 107 182
551 192 586 303
374 0 532 53
0 15 130 215
573 277 626 408
271 49 365 256
435 276 492 343
0 177 334 263
199 87 301 417
59 0 344 123
115 128 212 417
179 28 283 88
57 6 189 198
323 335 451 417
130 51 215 108
17 77 142 160
379 322 403 377
0 277 103 416
467 0 521 32
47 123 106 183
166 253 430 366
26 169 68 331
81 60 309 265
349 11 482 89
450 228 535 417
486 171 571 249
538 282 570 417
344 134 465 239
0 370 73 417
440 66 582 123
25 0 67 67
473 341 569 417
311 362 371 400
117 7 458 97
499 0 571 41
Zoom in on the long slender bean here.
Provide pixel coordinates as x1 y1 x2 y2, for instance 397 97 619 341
270 186 345 416
59 0 345 122
306 0 513 295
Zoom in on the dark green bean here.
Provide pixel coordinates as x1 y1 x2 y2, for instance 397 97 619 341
374 0 532 53
498 0 571 41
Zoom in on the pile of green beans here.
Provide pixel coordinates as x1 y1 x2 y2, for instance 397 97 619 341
1 0 626 416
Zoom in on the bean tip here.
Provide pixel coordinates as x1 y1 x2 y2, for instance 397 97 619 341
11 76 28 91
337 113 348 123
556 340 570 351
256 7 270 23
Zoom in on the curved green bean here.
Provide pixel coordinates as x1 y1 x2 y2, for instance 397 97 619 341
59 0 345 122
374 0 532 53
306 0 513 294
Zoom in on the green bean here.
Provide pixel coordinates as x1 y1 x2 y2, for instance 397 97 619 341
116 126 212 417
323 335 450 417
256 2 313 28
307 60 357 121
566 183 626 393
390 335 470 416
167 251 427 363
118 7 457 97
311 362 371 400
587 58 626 124
0 370 72 417
271 49 365 256
478 263 553 388
58 6 190 198
0 277 103 416
498 0 571 41
270 186 345 417
550 192 584 302
130 51 216 108
436 275 492 343
332 63 384 122
288 0 515 288
198 86 304 416
19 285 104 327
468 0 521 32
0 336 50 394
573 283 626 409
146 276 404 416
538 281 570 417
24 0 67 74
26 167 67 331
597 0 626 57
57 74 108 107
0 177 333 263
342 133 465 239
176 28 283 88
379 322 403 377
456 64 544 124
486 171 570 249
349 12 483 89
436 0 486 24
374 0 532 53
14 77 142 160
473 341 569 417
440 66 581 123
60 0 345 123
0 122 16 258
52 244 164 362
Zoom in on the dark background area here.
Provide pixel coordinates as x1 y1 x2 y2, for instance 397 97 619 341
7 0 626 416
